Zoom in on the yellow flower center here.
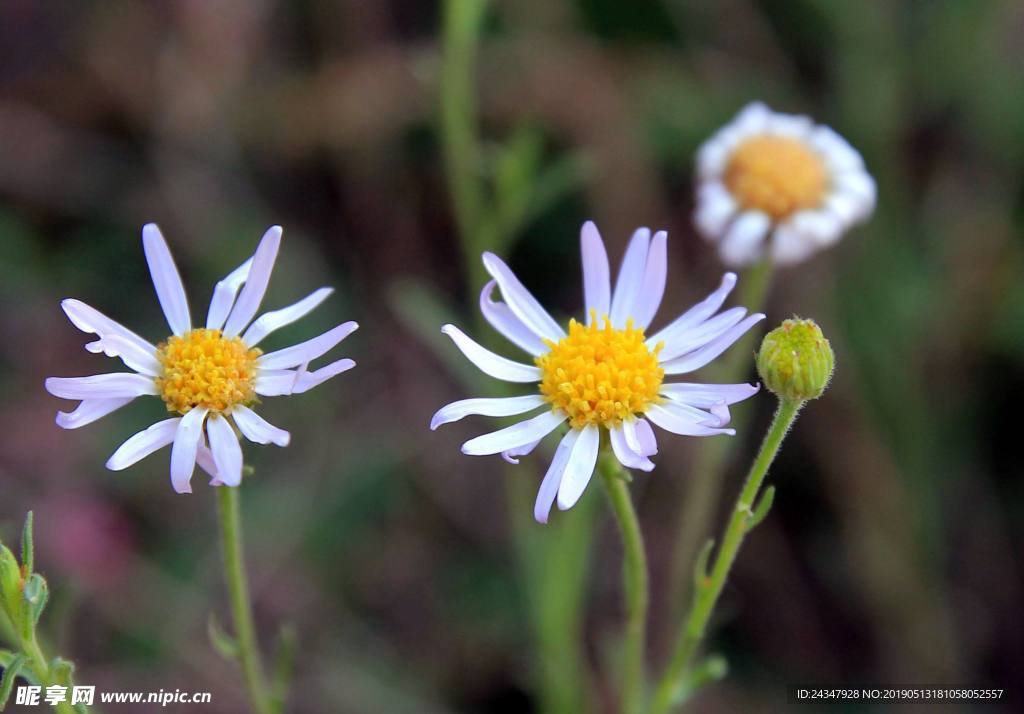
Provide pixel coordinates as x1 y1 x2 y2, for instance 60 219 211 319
536 315 664 429
155 328 261 415
724 135 828 219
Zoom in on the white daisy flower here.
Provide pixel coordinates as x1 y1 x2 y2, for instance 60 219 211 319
45 224 358 494
694 101 876 266
431 222 764 523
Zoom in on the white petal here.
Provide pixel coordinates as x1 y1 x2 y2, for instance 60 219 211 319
656 306 748 362
293 358 356 393
771 224 818 265
660 397 730 427
430 394 546 430
809 125 864 173
479 281 547 356
56 397 135 429
646 404 735 437
61 299 156 357
635 417 658 455
45 373 157 400
631 230 667 330
556 424 600 511
610 425 654 472
207 414 243 487
731 101 772 134
258 321 358 370
534 429 579 523
196 440 220 483
661 313 765 375
694 182 738 239
696 137 731 179
788 211 843 247
169 406 208 494
833 171 877 222
647 272 737 348
440 325 541 383
481 252 564 341
718 211 771 266
461 410 565 456
255 362 356 397
206 257 253 330
766 112 813 139
659 382 759 407
609 228 651 329
232 404 291 446
106 418 180 470
223 226 283 337
242 287 333 347
142 223 192 336
580 221 611 322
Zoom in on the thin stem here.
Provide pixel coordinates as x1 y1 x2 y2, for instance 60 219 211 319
667 258 774 613
599 455 649 714
650 398 802 714
20 629 79 714
216 487 273 714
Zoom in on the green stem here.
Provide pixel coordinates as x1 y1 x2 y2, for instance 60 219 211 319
599 456 649 714
650 398 801 714
440 0 490 289
216 487 273 714
667 259 774 613
20 630 79 714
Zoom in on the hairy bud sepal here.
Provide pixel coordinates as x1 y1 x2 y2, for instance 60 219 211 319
756 317 834 401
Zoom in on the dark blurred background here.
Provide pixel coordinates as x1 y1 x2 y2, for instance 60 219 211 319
1 1 1022 712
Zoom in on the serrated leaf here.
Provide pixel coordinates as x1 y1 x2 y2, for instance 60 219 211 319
0 652 27 710
207 614 239 661
20 513 33 576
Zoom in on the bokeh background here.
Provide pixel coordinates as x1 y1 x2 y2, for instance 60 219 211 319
1 1 1023 712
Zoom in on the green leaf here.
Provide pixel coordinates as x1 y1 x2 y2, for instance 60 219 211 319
49 657 74 685
692 539 715 590
674 654 728 705
746 485 776 531
0 652 27 710
20 513 33 576
207 614 239 661
22 575 48 628
0 548 19 617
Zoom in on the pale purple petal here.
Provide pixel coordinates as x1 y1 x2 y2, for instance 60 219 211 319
106 418 180 471
207 414 243 487
479 281 547 356
56 397 134 429
223 226 282 337
647 273 737 348
232 404 291 446
609 228 651 329
580 221 610 322
258 321 358 370
45 373 157 400
461 410 565 456
534 429 579 523
503 438 541 464
655 306 749 362
242 287 333 347
142 223 192 336
170 406 208 494
659 382 759 407
646 404 735 437
440 325 541 383
482 252 564 341
206 257 253 330
634 417 658 456
430 395 546 430
631 230 667 330
661 314 765 375
556 423 600 510
610 425 654 472
93 334 161 376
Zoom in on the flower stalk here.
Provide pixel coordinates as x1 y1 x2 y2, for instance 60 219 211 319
216 487 274 714
598 454 649 714
650 398 801 713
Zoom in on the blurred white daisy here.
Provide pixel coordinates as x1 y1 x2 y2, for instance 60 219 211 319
45 224 357 493
694 102 876 266
431 222 763 523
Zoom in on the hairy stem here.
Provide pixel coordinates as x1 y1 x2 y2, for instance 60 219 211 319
651 398 801 713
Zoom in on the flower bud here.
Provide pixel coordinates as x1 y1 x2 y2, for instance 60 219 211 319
756 317 834 401
0 543 21 615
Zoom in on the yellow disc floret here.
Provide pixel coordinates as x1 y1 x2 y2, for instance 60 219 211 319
537 315 664 429
724 135 828 219
155 328 261 415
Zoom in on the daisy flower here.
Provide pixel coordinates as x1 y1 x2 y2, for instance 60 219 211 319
431 222 763 523
45 224 357 493
694 102 876 266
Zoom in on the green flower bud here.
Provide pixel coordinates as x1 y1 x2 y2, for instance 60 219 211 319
0 543 21 616
756 317 834 401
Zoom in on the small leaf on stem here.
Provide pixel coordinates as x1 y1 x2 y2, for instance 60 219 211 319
746 485 776 531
